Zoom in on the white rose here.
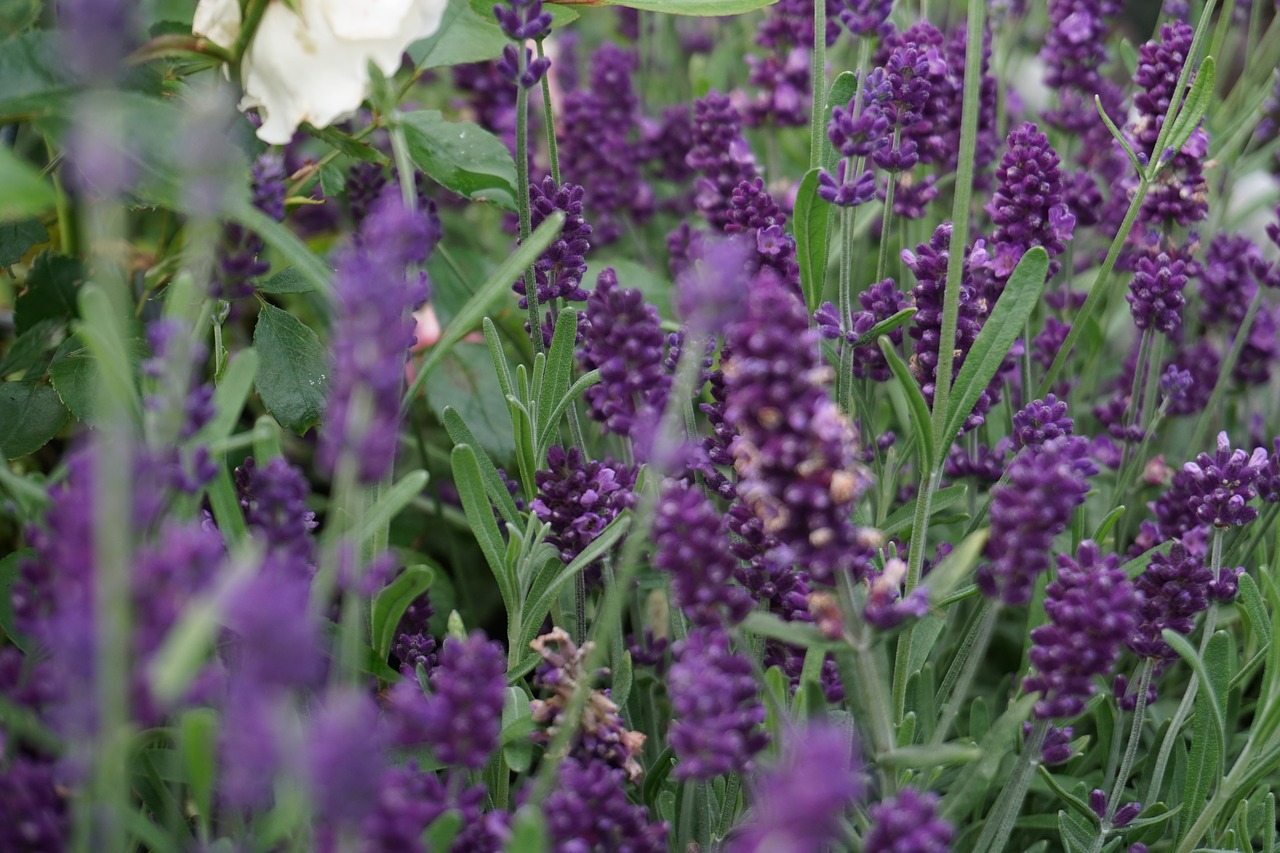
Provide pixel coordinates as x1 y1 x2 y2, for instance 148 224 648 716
192 0 447 145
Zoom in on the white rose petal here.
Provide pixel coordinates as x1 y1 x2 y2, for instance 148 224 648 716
195 0 448 146
192 0 242 50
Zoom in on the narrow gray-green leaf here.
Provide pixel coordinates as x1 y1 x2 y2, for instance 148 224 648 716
371 564 435 662
939 246 1048 454
1095 95 1144 174
360 470 430 547
850 307 917 348
1162 56 1216 170
194 349 259 446
442 407 522 527
538 307 579 432
233 204 333 298
452 444 516 613
880 335 934 470
794 168 831 315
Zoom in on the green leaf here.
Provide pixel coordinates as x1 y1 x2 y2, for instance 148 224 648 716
577 0 774 13
939 247 1049 454
303 123 383 164
519 515 631 648
1095 94 1144 174
178 709 218 832
442 407 522 527
1162 56 1216 170
452 444 518 613
741 611 839 650
922 528 988 603
402 110 519 210
148 588 226 704
406 212 565 402
822 72 858 172
0 31 69 119
233 205 333 298
849 307 917 349
0 317 59 379
1167 629 1228 819
194 349 259 447
794 168 831 315
881 483 967 536
537 370 599 460
506 806 548 853
424 812 464 851
880 335 934 470
537 308 579 441
361 470 431 547
409 0 508 70
0 382 67 459
371 564 435 662
1037 767 1102 827
0 549 32 651
1058 809 1095 853
502 687 535 773
941 693 1037 821
0 145 55 222
880 743 981 769
1239 573 1272 650
0 218 45 266
14 251 82 335
252 302 328 435
47 338 146 425
426 343 516 462
256 267 316 295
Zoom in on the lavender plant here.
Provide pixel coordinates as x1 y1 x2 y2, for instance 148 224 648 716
3 1 1280 852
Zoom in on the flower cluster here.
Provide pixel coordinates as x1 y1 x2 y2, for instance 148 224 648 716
531 447 636 578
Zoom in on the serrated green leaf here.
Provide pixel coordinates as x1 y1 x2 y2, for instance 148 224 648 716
371 564 435 662
880 335 934 470
256 267 315 295
252 302 328 435
233 204 333 297
794 168 831 315
0 381 67 459
0 31 70 119
0 218 45 266
938 246 1048 454
402 110 518 210
0 317 59 379
14 251 82 335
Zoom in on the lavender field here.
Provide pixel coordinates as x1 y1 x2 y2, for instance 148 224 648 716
2 0 1280 850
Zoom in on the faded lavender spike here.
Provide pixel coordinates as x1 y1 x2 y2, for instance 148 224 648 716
1024 542 1139 719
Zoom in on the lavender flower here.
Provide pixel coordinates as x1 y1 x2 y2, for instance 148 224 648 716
727 723 864 853
1182 432 1269 529
836 0 893 36
1012 395 1073 451
212 153 287 301
494 0 552 42
873 45 932 173
1127 240 1191 336
653 479 753 626
58 0 136 80
864 788 955 853
864 557 931 629
363 765 509 853
1233 305 1280 387
1038 723 1075 764
1024 542 1139 718
1125 541 1212 695
421 632 507 769
725 177 801 293
559 45 652 243
319 192 434 483
1259 439 1280 504
1040 0 1122 133
827 70 891 158
578 269 671 438
987 122 1074 287
977 436 1098 606
1198 233 1261 328
687 92 760 231
818 160 878 207
235 456 317 562
514 177 592 310
667 626 769 780
722 269 872 586
850 279 911 381
531 447 636 578
0 756 68 850
391 591 438 676
745 46 810 128
306 690 388 828
544 756 668 853
945 439 1011 483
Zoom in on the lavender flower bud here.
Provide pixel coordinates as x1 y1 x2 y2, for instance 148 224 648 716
544 756 668 853
531 447 636 580
1127 242 1190 336
653 480 753 626
687 92 759 231
1128 541 1212 665
988 122 1074 287
1012 395 1074 451
423 632 507 769
864 788 955 853
1182 432 1269 529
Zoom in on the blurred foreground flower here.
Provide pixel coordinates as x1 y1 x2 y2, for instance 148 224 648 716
192 0 448 144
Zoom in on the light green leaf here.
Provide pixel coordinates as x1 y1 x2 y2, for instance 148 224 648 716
361 471 432 548
410 0 507 70
442 406 522 527
452 444 517 613
0 145 55 222
252 302 328 435
501 687 535 773
794 168 831 315
941 693 1037 821
1161 56 1216 171
256 267 316 295
402 110 519 210
0 31 69 119
939 247 1048 454
880 335 934 470
371 564 435 662
922 528 988 602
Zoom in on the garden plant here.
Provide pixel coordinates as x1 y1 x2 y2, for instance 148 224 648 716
4 0 1280 850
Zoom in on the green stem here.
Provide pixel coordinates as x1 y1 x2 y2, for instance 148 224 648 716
931 599 1000 744
231 0 268 62
892 467 942 721
1106 660 1154 816
388 123 418 211
536 38 561 185
809 0 827 169
513 55 542 354
837 200 857 416
970 719 1050 853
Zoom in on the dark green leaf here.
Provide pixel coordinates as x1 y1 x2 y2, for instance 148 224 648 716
252 302 328 435
939 247 1049 454
48 338 148 424
426 343 516 462
537 308 579 443
0 218 45 267
0 31 69 118
233 205 333 297
0 0 40 38
794 168 831 315
520 515 631 648
822 72 858 173
0 317 59 379
372 564 435 662
1037 767 1102 827
361 471 431 547
303 123 384 164
0 146 55 223
410 0 508 70
0 382 67 458
0 549 32 651
402 110 518 210
537 369 600 459
256 267 316 295
880 335 934 470
14 252 82 335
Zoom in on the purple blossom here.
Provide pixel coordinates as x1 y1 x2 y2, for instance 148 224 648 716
653 480 753 626
1198 233 1261 328
319 192 433 483
532 447 636 579
745 46 810 128
1259 439 1280 504
543 756 667 853
864 788 955 853
667 626 769 780
362 765 508 853
987 122 1074 287
945 439 1011 483
1040 0 1122 132
726 723 864 853
675 234 754 334
494 0 552 42
235 456 317 563
578 269 670 438
1182 432 1269 529
864 557 931 629
1162 340 1220 416
977 436 1098 606
725 177 801 293
422 633 507 769
212 153 287 301
1036 723 1075 764
1126 241 1191 336
687 92 760 231
1233 305 1280 387
836 0 893 37
223 569 325 690
514 177 592 309
1024 542 1139 719
391 591 438 676
58 0 136 80
847 279 911 381
1128 540 1209 655
827 71 892 158
1013 395 1074 451
817 160 878 207
0 756 68 851
723 270 873 586
872 45 932 172
307 691 389 827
